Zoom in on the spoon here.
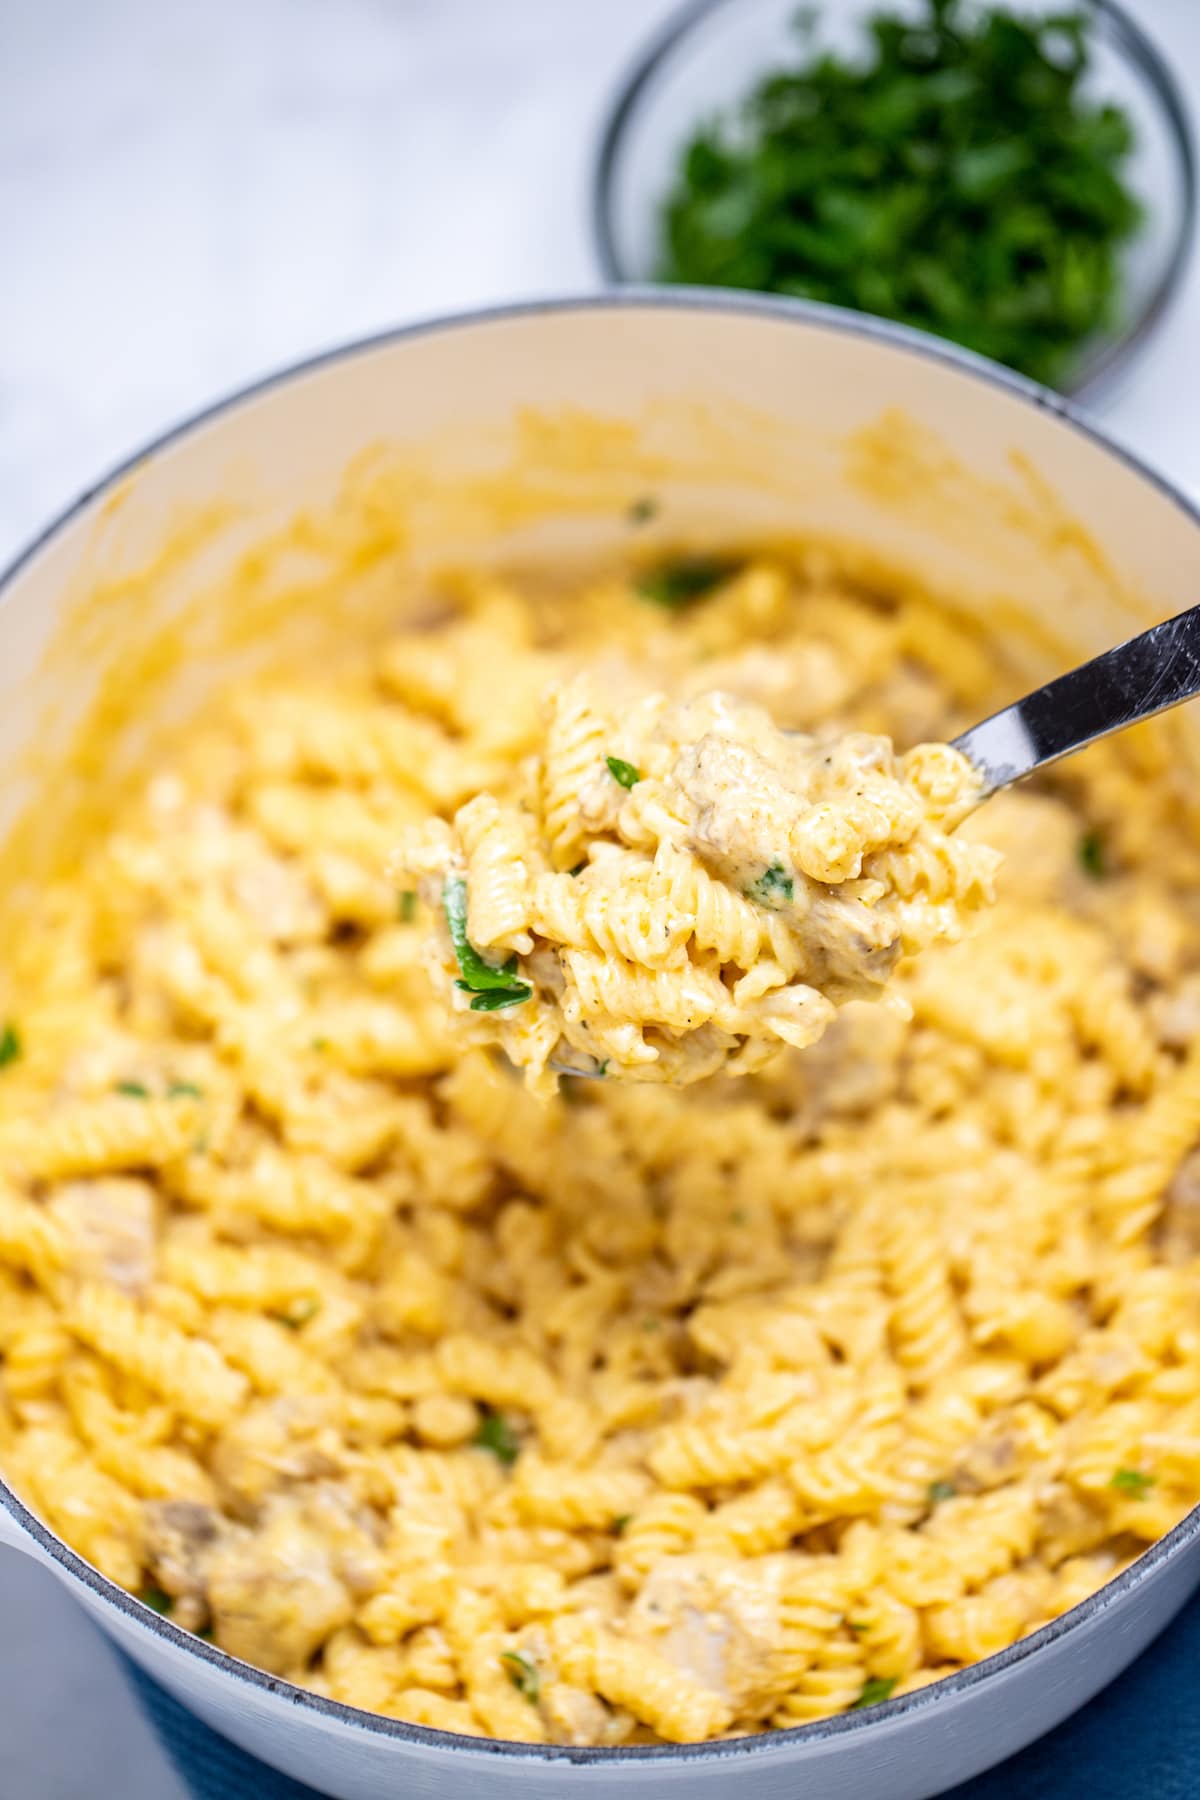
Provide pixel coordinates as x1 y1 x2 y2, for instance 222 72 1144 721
952 599 1200 799
550 601 1200 1079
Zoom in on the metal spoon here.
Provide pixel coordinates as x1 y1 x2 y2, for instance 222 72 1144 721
952 599 1200 799
551 601 1200 1077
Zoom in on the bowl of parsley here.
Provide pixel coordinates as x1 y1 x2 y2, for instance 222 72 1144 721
592 0 1195 395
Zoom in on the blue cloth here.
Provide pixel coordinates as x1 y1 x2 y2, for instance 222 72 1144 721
124 1598 1200 1800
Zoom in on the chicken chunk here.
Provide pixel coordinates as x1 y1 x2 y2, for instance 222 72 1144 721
626 1554 787 1718
206 1499 355 1674
49 1177 157 1293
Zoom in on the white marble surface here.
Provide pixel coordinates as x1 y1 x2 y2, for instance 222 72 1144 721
0 0 1198 1794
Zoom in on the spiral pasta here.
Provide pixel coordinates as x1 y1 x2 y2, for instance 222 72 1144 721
1 548 1200 1745
397 678 999 1092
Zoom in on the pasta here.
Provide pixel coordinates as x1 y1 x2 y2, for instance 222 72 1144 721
1 549 1200 1746
395 679 998 1091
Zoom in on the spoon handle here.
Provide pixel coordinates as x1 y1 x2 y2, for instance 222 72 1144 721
952 602 1200 799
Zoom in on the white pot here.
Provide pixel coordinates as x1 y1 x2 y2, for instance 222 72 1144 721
1 293 1198 1800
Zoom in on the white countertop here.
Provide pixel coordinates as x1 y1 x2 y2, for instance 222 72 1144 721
1 0 1198 1793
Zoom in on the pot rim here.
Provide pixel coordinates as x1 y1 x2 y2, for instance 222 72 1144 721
2 286 1199 1766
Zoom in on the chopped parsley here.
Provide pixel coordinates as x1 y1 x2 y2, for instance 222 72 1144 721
194 1626 215 1643
277 1297 321 1330
569 862 587 877
635 554 739 608
1111 1466 1155 1498
500 1649 541 1704
853 1676 898 1710
657 0 1142 389
474 1409 520 1467
167 1080 204 1100
605 755 642 790
462 986 532 1013
847 1619 869 1634
138 1585 174 1616
613 1514 633 1535
115 1079 150 1099
628 496 659 526
0 1021 20 1069
444 877 531 1012
310 1037 329 1053
397 890 418 922
748 862 795 907
927 1479 957 1504
1078 830 1106 878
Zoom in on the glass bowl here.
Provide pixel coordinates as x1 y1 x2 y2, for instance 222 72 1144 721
591 0 1196 397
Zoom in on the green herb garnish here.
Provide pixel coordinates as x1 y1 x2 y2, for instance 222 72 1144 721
115 1080 150 1099
628 497 659 526
0 1022 20 1070
500 1649 541 1704
195 1626 215 1643
167 1080 204 1100
1078 830 1106 878
928 1479 957 1504
277 1297 321 1330
397 890 418 922
847 1619 869 1634
636 554 739 608
657 0 1142 389
748 862 795 907
444 878 532 1011
139 1585 174 1616
606 755 642 791
461 986 532 1013
474 1409 520 1467
311 1037 329 1053
1111 1466 1155 1498
613 1514 633 1535
853 1676 898 1710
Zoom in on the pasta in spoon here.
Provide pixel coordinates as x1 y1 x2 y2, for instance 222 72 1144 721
394 677 999 1092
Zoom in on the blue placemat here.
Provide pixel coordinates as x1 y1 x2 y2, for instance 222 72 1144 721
123 1598 1200 1800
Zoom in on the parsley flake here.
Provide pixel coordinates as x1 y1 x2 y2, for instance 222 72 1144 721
1078 830 1106 878
500 1649 541 1704
606 755 642 790
0 1021 21 1070
853 1676 898 1710
613 1514 633 1535
461 985 532 1012
115 1080 150 1099
444 877 532 1007
139 1585 174 1616
167 1080 204 1100
277 1297 320 1330
628 496 659 526
474 1409 520 1467
1111 1467 1155 1498
928 1480 957 1504
748 862 795 907
636 555 739 608
397 890 418 923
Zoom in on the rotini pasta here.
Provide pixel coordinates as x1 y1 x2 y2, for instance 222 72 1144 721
396 679 998 1092
1 549 1199 1746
